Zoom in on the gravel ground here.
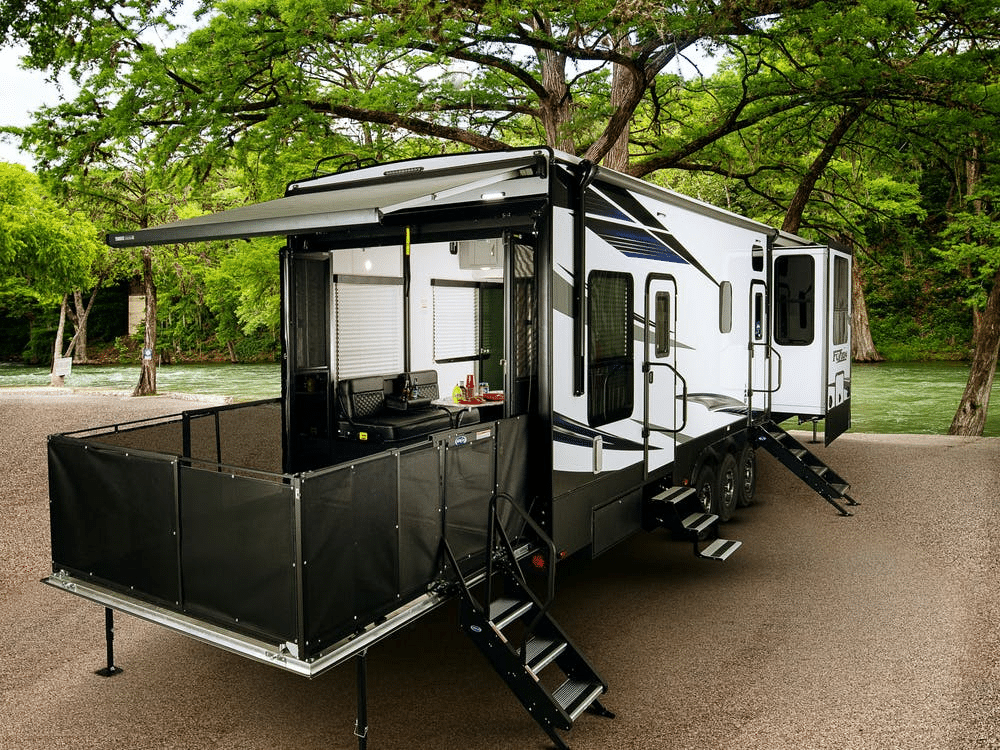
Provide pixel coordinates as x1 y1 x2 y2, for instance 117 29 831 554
1 389 998 750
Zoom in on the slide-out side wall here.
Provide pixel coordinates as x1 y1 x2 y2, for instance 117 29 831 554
49 402 527 660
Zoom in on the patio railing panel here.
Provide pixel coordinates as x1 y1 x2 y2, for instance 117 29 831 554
48 436 180 606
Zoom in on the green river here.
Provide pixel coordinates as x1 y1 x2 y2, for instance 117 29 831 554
1 360 998 436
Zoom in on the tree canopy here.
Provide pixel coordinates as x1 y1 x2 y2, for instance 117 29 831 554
4 0 1000 431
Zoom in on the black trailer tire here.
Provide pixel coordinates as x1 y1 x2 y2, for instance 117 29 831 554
717 451 739 522
737 443 757 507
696 462 718 515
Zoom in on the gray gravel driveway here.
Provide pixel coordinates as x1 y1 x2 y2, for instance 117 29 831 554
1 390 997 749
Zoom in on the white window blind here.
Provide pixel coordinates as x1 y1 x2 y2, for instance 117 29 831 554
433 284 480 361
335 281 404 378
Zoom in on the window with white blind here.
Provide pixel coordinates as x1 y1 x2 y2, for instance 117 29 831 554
334 277 404 379
432 281 480 363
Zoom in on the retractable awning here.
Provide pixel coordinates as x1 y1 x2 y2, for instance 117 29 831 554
106 151 550 248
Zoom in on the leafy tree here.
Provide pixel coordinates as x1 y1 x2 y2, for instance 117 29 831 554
646 0 1000 389
6 0 1000 431
4 0 858 178
932 147 1000 435
0 162 102 381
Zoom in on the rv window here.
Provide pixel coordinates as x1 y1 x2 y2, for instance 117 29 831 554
433 282 480 363
334 277 404 379
293 256 330 369
719 281 733 334
774 255 815 346
513 243 537 406
588 271 634 426
833 255 849 346
655 292 670 357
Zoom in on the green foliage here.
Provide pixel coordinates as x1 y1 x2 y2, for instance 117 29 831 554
933 187 1000 309
204 239 281 339
0 163 101 300
5 0 1000 369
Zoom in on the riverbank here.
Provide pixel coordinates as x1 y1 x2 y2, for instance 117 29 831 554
5 360 1000 434
0 385 234 404
1 390 998 749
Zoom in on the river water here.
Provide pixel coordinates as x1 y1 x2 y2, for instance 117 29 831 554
1 360 998 436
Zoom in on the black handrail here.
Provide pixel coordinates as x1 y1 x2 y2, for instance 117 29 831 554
643 360 689 434
486 492 557 666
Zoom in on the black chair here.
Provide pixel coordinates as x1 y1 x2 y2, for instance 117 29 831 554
338 371 452 442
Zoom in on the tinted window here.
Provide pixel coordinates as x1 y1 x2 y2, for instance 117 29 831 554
832 255 850 346
774 255 814 346
588 271 633 426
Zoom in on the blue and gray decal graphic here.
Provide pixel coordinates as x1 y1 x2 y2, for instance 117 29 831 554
586 181 717 284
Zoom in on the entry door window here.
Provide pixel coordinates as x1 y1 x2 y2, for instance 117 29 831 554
774 255 815 346
654 291 670 357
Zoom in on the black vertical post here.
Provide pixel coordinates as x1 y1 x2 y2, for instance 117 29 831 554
214 411 223 467
355 649 368 750
572 161 596 397
181 412 191 461
95 607 123 677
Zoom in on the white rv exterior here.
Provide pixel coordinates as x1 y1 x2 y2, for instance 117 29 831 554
48 147 856 749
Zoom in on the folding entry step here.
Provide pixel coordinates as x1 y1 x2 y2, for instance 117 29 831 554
443 496 613 750
752 421 860 516
649 487 742 561
458 569 613 750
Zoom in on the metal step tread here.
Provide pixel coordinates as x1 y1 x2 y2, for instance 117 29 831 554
552 678 604 722
651 486 696 505
699 538 741 561
682 512 718 534
524 636 567 674
489 598 533 630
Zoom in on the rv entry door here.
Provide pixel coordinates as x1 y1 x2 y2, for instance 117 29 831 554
770 246 829 421
643 274 682 477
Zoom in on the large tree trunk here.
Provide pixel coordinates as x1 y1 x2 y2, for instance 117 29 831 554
71 290 88 363
67 285 102 364
596 62 639 171
49 295 69 387
535 17 574 154
851 253 883 362
949 267 1000 436
133 246 158 397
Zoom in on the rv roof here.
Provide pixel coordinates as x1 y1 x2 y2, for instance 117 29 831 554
106 150 550 248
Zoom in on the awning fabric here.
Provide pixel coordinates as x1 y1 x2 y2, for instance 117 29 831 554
106 151 549 248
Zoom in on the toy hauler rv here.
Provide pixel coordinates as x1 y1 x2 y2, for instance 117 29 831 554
45 147 857 749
